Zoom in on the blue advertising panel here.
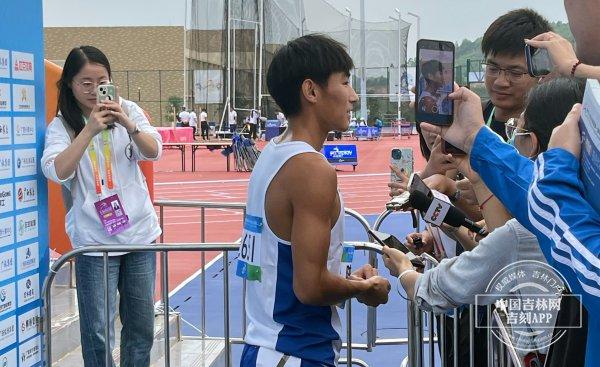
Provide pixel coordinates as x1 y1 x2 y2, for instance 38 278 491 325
0 1 48 365
322 145 358 167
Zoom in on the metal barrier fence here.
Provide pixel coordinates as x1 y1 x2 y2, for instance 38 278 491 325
373 209 520 367
40 200 519 366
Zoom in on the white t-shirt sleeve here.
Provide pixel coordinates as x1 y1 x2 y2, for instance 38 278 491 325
41 117 76 184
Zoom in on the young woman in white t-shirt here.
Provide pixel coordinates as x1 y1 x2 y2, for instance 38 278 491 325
41 46 162 366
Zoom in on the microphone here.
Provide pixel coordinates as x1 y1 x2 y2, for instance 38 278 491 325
409 190 487 237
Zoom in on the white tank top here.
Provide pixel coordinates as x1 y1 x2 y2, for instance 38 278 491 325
236 139 344 365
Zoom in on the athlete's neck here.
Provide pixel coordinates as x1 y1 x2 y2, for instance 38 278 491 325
277 112 329 151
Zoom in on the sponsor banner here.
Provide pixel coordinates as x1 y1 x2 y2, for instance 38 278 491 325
0 348 16 367
0 184 12 214
16 243 37 275
17 307 39 342
0 50 9 78
10 52 33 81
14 149 35 177
11 84 34 112
322 144 358 165
13 117 35 145
0 84 10 112
0 316 16 351
17 273 38 307
0 118 11 146
18 335 40 367
15 180 36 210
0 151 12 180
16 211 37 243
0 283 16 317
0 250 14 282
0 217 13 249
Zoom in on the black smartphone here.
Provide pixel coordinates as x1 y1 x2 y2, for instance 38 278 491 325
369 229 410 253
442 140 466 156
415 39 455 125
369 229 424 267
525 44 552 77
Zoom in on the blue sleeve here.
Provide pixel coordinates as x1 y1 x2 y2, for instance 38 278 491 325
527 148 600 311
469 126 534 222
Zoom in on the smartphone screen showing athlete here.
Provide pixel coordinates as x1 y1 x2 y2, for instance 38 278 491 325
415 39 455 125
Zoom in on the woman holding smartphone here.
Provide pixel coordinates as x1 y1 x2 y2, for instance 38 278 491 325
41 46 162 366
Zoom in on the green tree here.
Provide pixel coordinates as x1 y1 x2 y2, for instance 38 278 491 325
166 96 184 123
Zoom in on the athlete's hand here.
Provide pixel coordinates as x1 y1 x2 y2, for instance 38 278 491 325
350 275 390 307
351 264 379 279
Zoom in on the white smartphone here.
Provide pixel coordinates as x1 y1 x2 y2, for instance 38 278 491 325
97 84 118 103
391 148 414 182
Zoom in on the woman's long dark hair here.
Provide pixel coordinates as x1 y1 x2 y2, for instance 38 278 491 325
56 46 112 136
524 77 585 153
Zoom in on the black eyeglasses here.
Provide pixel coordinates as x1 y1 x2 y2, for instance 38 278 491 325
483 63 529 82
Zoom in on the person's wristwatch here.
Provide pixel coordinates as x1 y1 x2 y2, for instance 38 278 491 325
128 123 141 136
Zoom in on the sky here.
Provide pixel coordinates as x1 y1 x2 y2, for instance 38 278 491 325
327 0 569 57
43 0 569 57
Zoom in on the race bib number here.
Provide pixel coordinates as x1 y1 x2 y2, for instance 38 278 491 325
236 215 263 281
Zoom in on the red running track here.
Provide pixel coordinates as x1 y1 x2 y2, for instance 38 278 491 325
153 135 426 294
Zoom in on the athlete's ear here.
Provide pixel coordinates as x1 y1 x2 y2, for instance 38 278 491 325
301 78 318 105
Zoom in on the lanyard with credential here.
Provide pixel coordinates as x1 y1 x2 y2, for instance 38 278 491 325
85 119 114 196
486 106 496 127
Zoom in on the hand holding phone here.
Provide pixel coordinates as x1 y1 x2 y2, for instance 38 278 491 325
390 148 414 182
369 229 424 268
97 84 118 128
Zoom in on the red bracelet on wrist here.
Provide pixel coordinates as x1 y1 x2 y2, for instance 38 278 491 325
571 60 582 77
479 194 494 210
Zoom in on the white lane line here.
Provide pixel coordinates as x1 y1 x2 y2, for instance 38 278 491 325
154 172 389 186
167 251 227 297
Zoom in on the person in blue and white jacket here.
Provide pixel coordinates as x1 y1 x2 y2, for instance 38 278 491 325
420 85 599 366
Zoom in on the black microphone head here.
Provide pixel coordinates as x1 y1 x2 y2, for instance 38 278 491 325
409 190 432 211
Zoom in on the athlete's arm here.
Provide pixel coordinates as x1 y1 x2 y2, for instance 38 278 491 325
287 156 390 306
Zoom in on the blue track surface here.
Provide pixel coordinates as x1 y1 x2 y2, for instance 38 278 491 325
169 212 439 366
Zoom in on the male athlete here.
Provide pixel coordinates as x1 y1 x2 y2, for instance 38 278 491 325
237 34 390 366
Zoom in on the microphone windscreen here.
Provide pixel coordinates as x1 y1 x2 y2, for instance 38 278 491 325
409 190 431 211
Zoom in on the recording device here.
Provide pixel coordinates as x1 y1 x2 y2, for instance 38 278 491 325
390 148 414 182
368 229 424 267
442 140 466 156
525 44 552 77
97 84 118 128
97 84 118 103
409 190 487 237
415 39 455 125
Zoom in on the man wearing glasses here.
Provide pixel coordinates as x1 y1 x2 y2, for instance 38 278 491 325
480 9 552 140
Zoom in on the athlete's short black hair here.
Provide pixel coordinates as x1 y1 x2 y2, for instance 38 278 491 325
482 8 552 58
266 34 353 117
